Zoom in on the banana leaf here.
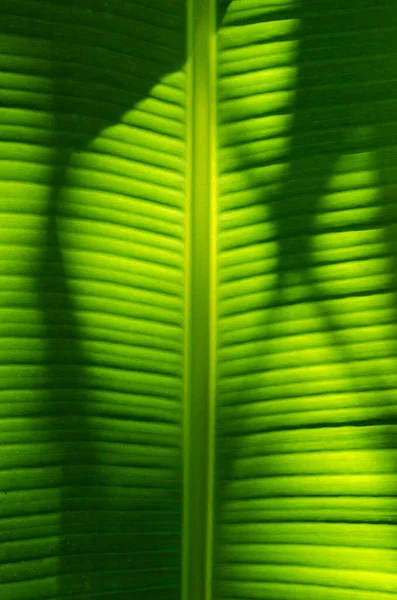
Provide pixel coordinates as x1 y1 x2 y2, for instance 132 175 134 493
0 1 397 599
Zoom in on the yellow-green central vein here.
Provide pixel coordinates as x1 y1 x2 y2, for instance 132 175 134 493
183 0 218 600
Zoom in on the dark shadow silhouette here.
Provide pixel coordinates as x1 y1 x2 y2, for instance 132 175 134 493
214 0 397 593
0 0 231 598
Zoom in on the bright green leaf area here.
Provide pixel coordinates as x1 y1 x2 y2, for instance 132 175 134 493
1 0 397 599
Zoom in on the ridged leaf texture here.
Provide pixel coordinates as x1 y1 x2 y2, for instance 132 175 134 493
214 1 397 599
0 1 397 600
0 1 186 599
